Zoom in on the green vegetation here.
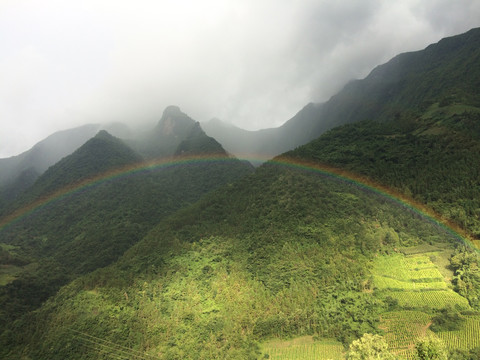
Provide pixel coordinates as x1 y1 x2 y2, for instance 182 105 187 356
2 29 480 360
449 247 480 309
0 131 253 336
436 316 480 351
415 335 448 360
346 333 395 360
379 310 431 358
374 252 469 310
373 249 480 358
0 161 470 359
261 336 344 360
289 104 480 239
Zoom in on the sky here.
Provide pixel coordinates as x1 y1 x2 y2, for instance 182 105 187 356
1 0 479 158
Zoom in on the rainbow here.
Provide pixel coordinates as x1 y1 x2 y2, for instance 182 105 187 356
0 154 238 232
0 153 476 250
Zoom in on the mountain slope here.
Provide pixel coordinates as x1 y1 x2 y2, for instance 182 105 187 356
0 125 253 336
0 124 101 206
288 104 480 238
175 122 226 156
2 150 468 359
204 27 480 160
2 28 480 360
10 130 143 208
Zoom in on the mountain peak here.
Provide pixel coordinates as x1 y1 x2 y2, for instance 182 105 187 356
175 122 227 156
162 105 182 117
156 106 195 136
16 131 142 204
94 129 113 139
138 106 220 159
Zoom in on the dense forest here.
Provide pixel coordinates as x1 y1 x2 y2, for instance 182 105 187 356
3 159 476 359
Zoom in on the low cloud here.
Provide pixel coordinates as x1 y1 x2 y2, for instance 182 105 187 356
1 0 479 157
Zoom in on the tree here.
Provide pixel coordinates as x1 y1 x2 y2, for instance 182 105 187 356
346 333 395 360
415 335 448 360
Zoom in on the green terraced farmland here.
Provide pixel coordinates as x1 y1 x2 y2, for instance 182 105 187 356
437 316 480 351
374 253 444 283
387 290 470 310
373 252 470 310
373 275 447 290
379 311 432 359
261 336 344 360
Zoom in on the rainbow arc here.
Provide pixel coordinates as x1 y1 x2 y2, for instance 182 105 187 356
0 154 476 250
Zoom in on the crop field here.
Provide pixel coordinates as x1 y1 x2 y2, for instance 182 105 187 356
373 252 470 310
374 253 444 283
387 290 470 309
373 248 476 359
261 336 344 360
379 310 431 359
436 316 480 351
373 275 447 290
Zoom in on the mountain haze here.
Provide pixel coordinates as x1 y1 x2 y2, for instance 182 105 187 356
0 114 253 336
0 124 101 205
204 27 480 160
130 105 226 159
1 28 480 359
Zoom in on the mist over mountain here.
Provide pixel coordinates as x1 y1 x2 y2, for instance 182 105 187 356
127 105 222 159
0 124 100 193
1 28 480 359
0 114 253 334
0 106 237 211
204 27 480 160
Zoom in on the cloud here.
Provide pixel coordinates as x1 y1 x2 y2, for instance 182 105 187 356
1 0 479 157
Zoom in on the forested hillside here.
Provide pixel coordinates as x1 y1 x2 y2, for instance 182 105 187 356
2 150 478 359
1 29 480 360
0 126 253 341
288 103 480 239
204 28 480 160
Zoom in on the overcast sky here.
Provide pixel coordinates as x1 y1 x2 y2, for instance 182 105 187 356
1 0 479 158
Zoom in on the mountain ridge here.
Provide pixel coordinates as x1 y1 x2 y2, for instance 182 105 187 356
204 27 480 160
1 28 480 359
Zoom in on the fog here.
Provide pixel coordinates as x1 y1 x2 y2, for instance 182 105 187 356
1 0 479 157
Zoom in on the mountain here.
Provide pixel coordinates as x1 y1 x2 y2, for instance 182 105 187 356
10 130 143 208
2 146 475 359
175 122 226 156
204 27 480 160
2 29 480 359
130 105 223 159
0 122 253 336
0 122 136 208
202 103 323 161
0 124 101 203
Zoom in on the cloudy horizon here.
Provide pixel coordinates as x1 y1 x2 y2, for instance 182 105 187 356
1 0 480 158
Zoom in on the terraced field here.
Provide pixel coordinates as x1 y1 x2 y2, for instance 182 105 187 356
373 249 475 358
379 310 432 358
374 252 469 309
262 248 475 360
261 336 344 360
437 316 480 351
